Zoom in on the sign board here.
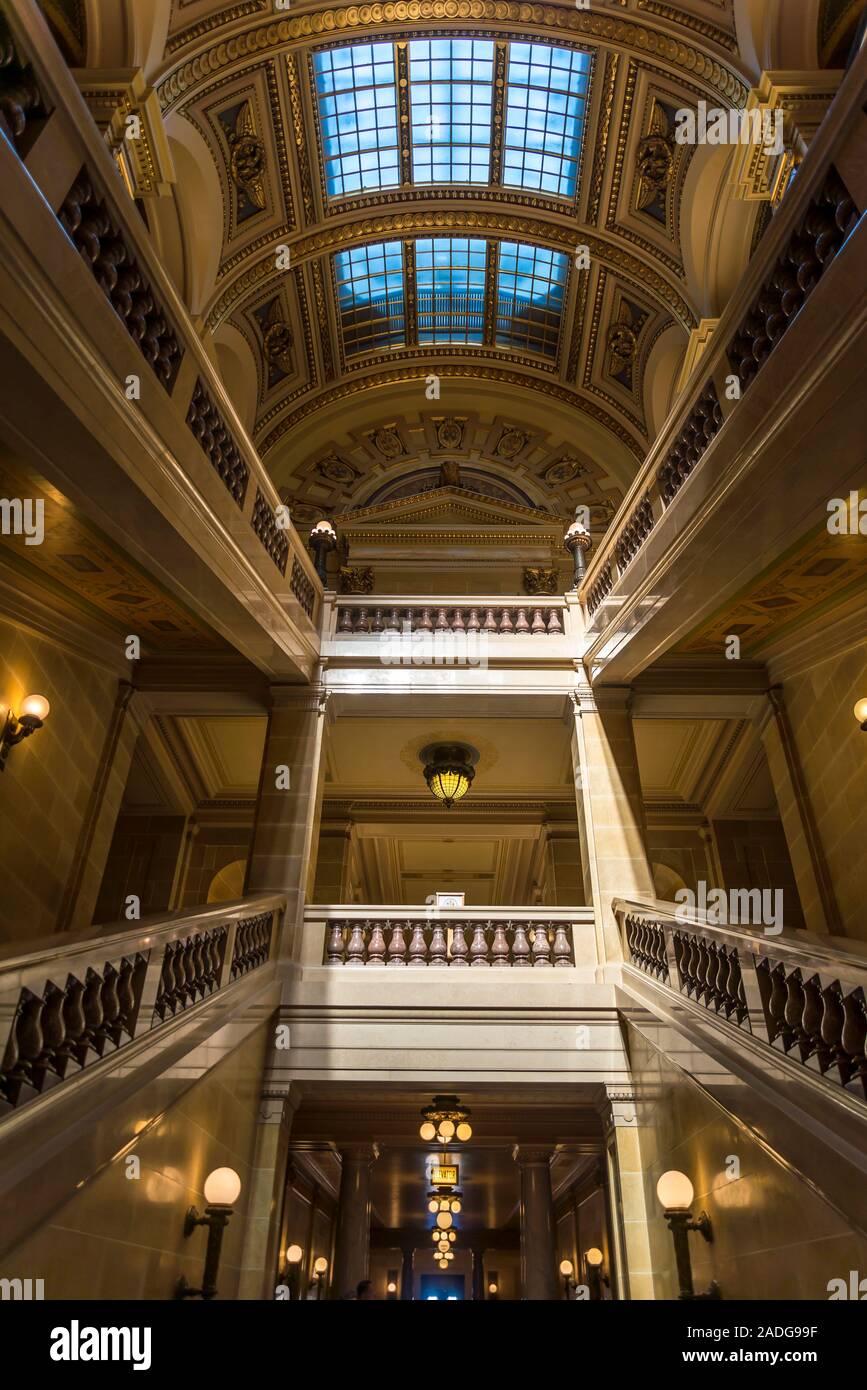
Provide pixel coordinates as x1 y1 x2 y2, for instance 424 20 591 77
435 892 465 909
432 1165 459 1186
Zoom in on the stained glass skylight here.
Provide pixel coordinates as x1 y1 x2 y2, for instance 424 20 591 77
496 242 568 357
314 43 399 196
503 44 590 197
334 242 405 354
312 37 590 200
417 238 488 343
408 38 495 185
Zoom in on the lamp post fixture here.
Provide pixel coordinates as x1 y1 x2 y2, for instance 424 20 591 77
559 1258 576 1298
656 1170 720 1300
419 1094 473 1143
564 512 592 588
584 1247 608 1300
855 697 867 731
308 519 338 584
0 693 50 771
282 1244 303 1299
313 1255 329 1299
176 1167 241 1300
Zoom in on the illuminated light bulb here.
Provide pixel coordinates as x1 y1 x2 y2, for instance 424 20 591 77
203 1167 241 1206
455 1122 472 1142
420 1122 436 1141
559 1260 574 1278
438 1119 455 1140
447 1231 456 1243
428 1199 439 1213
438 1241 450 1252
286 1245 303 1265
387 1281 397 1293
314 1256 328 1274
854 697 867 726
451 1200 461 1214
436 1211 453 1230
585 1248 603 1267
656 1170 694 1212
431 1230 440 1241
488 1282 498 1294
438 1259 449 1269
21 694 50 721
439 1199 449 1211
445 1251 454 1261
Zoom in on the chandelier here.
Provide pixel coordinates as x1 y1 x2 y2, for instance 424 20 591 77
430 1226 458 1268
427 1190 462 1215
419 743 477 809
419 1094 472 1143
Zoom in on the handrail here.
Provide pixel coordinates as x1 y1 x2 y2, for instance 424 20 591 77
0 1 323 630
580 43 867 611
0 893 285 1118
614 897 867 1104
329 596 571 639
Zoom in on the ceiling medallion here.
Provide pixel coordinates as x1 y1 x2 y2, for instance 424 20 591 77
316 452 357 484
434 416 465 450
544 455 585 486
419 1095 473 1144
496 426 528 459
419 743 479 810
369 425 405 459
226 103 266 210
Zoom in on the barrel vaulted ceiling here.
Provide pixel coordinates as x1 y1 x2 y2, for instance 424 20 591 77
67 0 836 529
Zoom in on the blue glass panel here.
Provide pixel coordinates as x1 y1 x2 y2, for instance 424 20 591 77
496 242 568 357
416 237 488 343
334 241 405 354
503 43 590 198
409 38 494 185
314 43 400 196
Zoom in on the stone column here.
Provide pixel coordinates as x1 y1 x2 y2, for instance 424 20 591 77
471 1247 485 1301
598 1086 654 1300
512 1146 560 1300
245 684 329 943
238 1087 300 1299
571 684 655 963
330 1143 379 1299
400 1246 414 1302
753 687 841 935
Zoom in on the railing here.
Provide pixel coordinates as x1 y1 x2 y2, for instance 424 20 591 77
0 3 322 635
303 906 593 968
0 894 284 1119
327 595 571 639
615 899 867 1103
580 47 867 625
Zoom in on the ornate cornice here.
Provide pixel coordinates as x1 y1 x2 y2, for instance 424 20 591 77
156 4 749 115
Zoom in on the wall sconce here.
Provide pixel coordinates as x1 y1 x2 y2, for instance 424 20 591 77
282 1244 303 1299
656 1170 720 1300
584 1247 609 1300
308 519 338 584
313 1255 329 1299
854 698 867 731
0 694 50 771
487 1276 499 1300
564 512 593 587
176 1167 241 1300
386 1273 398 1300
559 1258 576 1298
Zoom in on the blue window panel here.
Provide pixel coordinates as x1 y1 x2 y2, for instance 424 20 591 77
496 242 568 358
314 43 400 197
409 38 494 185
334 241 406 354
416 237 488 343
503 43 590 198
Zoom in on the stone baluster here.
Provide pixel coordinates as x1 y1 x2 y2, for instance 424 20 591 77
466 608 480 632
450 923 469 966
435 607 450 631
515 607 530 634
338 607 354 633
418 607 433 631
530 607 546 635
512 922 531 966
367 920 387 966
452 608 466 632
383 609 399 631
546 608 563 634
345 921 367 966
356 607 370 633
483 608 498 633
386 921 407 966
470 923 490 967
371 608 385 633
429 924 448 966
552 924 573 968
326 923 345 965
491 921 510 966
498 607 514 634
531 923 552 967
408 922 428 966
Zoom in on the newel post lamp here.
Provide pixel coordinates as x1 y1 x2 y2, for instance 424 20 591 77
564 512 592 588
656 1170 720 1301
308 519 338 584
176 1167 242 1299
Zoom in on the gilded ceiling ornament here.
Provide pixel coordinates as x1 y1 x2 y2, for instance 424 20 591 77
227 101 267 210
263 318 294 370
496 426 528 459
606 300 646 379
369 425 405 459
544 456 585 486
316 453 358 485
435 417 465 451
338 565 374 594
438 460 462 488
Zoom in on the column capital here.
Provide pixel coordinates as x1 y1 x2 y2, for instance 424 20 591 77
339 1142 380 1165
258 1084 302 1127
512 1144 553 1167
571 684 634 717
268 684 330 714
595 1085 637 1133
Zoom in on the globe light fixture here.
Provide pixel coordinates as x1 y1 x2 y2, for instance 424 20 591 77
308 518 338 584
584 1248 609 1301
438 1258 449 1269
436 1211 453 1230
0 693 51 772
286 1244 303 1265
428 1198 439 1213
854 697 867 730
419 1095 472 1144
559 1258 576 1298
655 1170 718 1301
420 743 477 809
176 1167 242 1300
656 1170 694 1212
564 509 593 586
420 1121 437 1142
387 1281 397 1294
585 1248 603 1267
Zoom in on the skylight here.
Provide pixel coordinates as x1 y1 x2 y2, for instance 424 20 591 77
314 43 400 197
496 242 568 357
409 38 495 185
416 237 488 344
334 241 405 355
502 43 590 197
312 37 590 200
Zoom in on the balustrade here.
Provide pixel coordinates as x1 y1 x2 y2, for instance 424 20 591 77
324 917 574 968
335 603 565 636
